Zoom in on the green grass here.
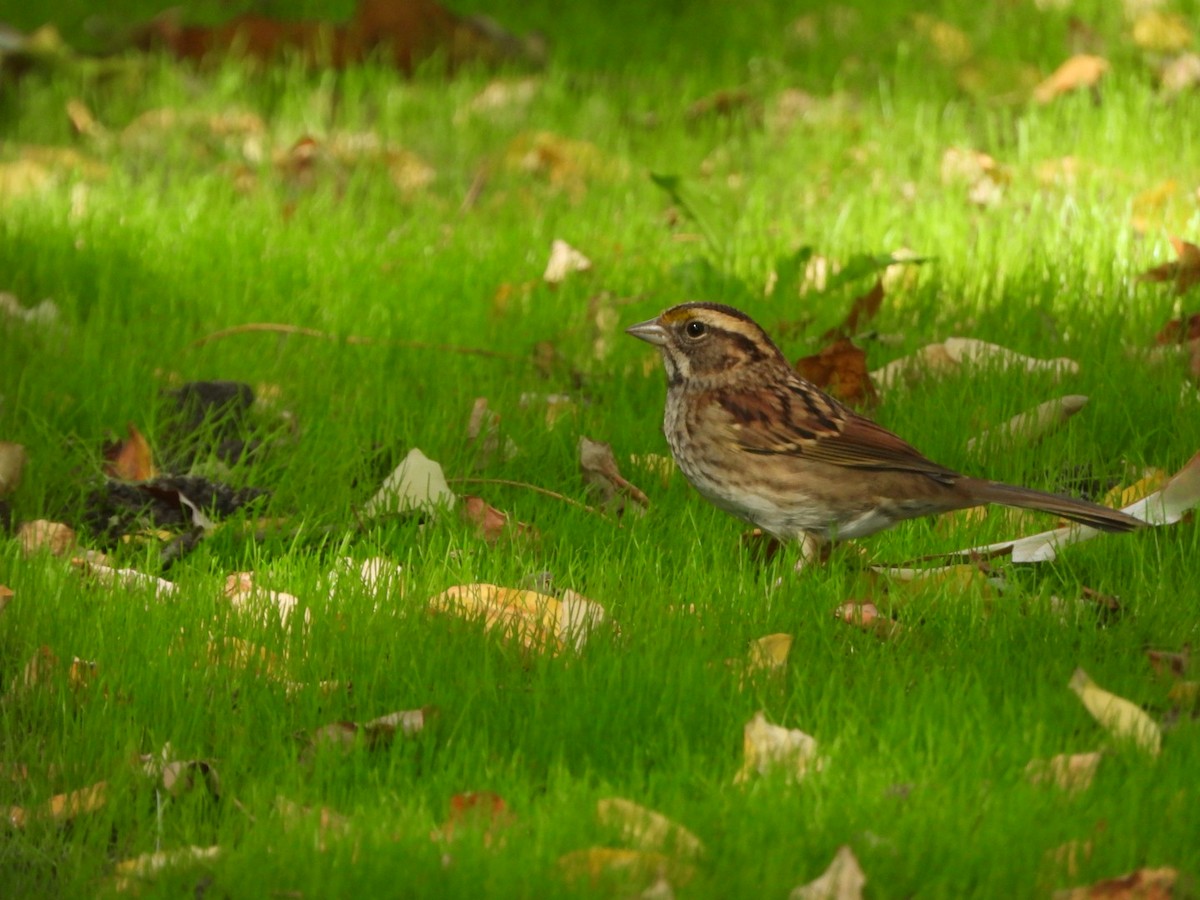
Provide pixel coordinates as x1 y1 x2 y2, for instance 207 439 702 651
3 1 1200 897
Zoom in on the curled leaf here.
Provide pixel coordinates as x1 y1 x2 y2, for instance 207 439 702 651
1068 668 1162 756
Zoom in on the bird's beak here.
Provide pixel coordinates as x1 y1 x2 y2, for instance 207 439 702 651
626 317 668 346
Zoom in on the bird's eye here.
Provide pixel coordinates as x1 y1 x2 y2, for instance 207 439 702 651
685 320 707 339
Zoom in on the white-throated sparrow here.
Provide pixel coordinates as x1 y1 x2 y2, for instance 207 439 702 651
627 302 1143 557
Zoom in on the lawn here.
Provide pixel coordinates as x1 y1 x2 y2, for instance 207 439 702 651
2 0 1200 897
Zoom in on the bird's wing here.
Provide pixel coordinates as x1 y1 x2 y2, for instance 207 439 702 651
714 379 961 482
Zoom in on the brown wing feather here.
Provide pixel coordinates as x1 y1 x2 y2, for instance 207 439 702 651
716 376 961 482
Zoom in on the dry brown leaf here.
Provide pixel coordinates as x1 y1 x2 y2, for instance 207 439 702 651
1053 866 1178 900
301 708 431 760
1139 237 1200 294
0 584 12 616
431 791 514 846
1033 55 1110 103
427 583 607 653
580 436 649 510
794 338 877 407
460 496 534 544
834 601 904 639
686 88 762 124
6 645 58 701
1069 668 1162 756
790 845 867 900
1025 752 1103 793
596 798 705 858
734 711 822 784
17 519 76 556
113 845 221 893
8 780 108 829
1146 647 1190 679
104 423 156 481
940 147 1008 206
1154 313 1200 345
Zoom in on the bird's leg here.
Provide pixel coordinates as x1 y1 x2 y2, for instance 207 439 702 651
793 532 829 572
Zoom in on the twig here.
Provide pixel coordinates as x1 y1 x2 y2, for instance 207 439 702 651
447 477 613 522
191 322 519 360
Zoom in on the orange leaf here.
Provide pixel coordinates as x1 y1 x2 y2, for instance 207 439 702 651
1033 55 1109 103
1139 237 1200 296
1055 866 1177 899
103 423 156 481
795 338 878 407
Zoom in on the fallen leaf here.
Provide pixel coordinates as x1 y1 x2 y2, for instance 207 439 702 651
967 395 1088 452
1025 752 1103 793
596 798 705 858
431 791 514 846
1102 469 1169 509
580 436 650 511
790 845 867 900
461 77 540 117
0 585 12 616
225 572 309 631
0 441 26 496
17 519 76 556
113 845 221 893
795 338 878 407
1068 668 1162 755
834 601 904 639
326 556 405 603
0 292 60 326
1160 53 1200 95
940 147 1007 206
140 747 221 800
276 796 353 852
1045 839 1094 879
104 423 157 481
746 633 794 674
1131 11 1192 52
206 637 286 680
363 447 455 517
1146 647 1190 679
1139 237 1200 294
685 88 762 124
1033 55 1110 103
76 560 177 598
912 14 973 66
5 645 58 701
301 708 432 760
460 496 534 544
734 711 822 784
543 238 592 284
508 131 625 194
1053 866 1177 899
427 583 607 653
559 848 690 888
872 337 1077 389
8 780 108 828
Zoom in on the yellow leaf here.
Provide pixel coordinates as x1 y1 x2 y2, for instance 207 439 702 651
8 780 108 829
596 798 705 858
1068 668 1162 755
1131 11 1192 53
428 583 607 653
747 633 793 673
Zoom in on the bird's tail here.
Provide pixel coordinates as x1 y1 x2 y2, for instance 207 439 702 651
960 478 1145 533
